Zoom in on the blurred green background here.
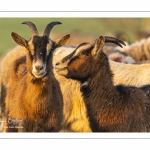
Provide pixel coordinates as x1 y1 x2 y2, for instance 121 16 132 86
0 18 150 59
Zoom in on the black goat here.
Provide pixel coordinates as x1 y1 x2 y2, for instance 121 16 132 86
55 35 150 132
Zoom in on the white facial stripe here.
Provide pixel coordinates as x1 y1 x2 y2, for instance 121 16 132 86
28 39 34 55
74 44 91 56
46 40 53 56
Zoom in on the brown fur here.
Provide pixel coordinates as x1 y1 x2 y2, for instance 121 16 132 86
2 21 70 132
55 36 150 132
4 52 63 132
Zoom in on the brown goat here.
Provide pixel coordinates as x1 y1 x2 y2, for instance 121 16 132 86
55 36 150 132
4 21 70 132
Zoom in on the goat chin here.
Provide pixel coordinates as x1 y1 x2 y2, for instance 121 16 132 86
32 71 47 79
55 67 68 76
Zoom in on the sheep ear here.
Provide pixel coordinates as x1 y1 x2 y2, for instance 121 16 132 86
54 34 70 48
91 35 105 56
11 32 28 48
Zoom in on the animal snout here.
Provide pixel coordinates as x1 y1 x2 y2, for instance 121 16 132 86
35 65 44 71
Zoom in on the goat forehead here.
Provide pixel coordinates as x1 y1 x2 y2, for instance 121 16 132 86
62 50 75 62
75 43 91 55
28 36 52 56
32 36 49 46
61 44 91 62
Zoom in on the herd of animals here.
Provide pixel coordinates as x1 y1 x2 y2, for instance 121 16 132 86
1 20 150 132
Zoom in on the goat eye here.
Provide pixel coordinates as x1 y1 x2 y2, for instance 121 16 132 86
78 51 88 56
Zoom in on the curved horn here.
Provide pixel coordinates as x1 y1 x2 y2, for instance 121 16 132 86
43 21 62 37
22 21 39 36
104 36 126 48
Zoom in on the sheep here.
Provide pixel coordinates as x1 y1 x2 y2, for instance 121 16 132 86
55 35 150 132
103 42 136 64
110 60 150 86
106 37 150 63
108 52 136 64
0 45 27 132
103 41 129 56
3 21 70 132
0 46 27 116
53 70 92 132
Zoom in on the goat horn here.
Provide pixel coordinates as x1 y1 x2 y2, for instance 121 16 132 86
22 21 39 36
104 36 126 48
43 21 62 37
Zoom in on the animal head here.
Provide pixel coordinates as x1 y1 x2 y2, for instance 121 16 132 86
55 35 126 81
11 21 70 79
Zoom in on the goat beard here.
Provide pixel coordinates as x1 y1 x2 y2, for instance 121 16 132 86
30 73 48 84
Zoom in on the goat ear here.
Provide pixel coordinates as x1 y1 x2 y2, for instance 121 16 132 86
11 32 28 48
91 35 105 56
54 34 70 48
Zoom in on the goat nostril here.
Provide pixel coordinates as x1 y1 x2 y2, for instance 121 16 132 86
35 66 43 71
55 62 60 66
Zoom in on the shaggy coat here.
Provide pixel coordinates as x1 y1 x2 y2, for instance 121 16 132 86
124 38 150 62
54 71 92 132
0 46 27 117
3 21 70 132
105 37 150 63
55 36 150 132
5 55 63 132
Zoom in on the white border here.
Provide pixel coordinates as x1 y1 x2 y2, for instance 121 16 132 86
0 11 150 18
0 0 150 12
0 132 150 139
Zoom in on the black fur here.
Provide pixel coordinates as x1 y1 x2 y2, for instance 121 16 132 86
56 38 150 132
